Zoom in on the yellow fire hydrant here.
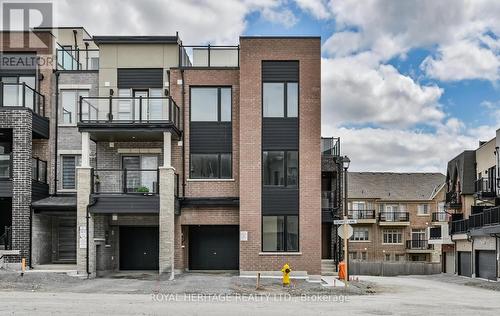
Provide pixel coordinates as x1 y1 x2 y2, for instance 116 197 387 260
281 263 291 287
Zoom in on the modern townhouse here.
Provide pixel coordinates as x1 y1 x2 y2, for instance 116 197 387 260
448 138 500 281
0 29 53 269
1 28 323 278
344 172 446 264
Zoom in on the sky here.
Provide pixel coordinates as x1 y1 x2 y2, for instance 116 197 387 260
53 0 500 173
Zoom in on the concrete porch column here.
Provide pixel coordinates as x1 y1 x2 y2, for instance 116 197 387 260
76 166 95 277
159 131 175 274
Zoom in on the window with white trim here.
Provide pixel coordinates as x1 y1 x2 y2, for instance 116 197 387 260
383 229 403 244
417 204 429 215
350 227 369 241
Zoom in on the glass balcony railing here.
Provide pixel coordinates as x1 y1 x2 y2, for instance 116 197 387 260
31 157 47 183
180 45 239 67
0 153 12 178
92 169 159 194
321 137 340 156
0 82 45 116
79 96 180 129
56 47 99 71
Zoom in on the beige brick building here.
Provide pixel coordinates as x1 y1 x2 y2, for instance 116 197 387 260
343 172 446 264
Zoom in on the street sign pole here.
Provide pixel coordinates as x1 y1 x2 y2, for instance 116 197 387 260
343 165 349 284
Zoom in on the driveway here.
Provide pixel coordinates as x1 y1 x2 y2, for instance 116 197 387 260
0 273 499 315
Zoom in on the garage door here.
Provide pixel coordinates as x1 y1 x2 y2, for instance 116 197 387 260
458 251 471 277
120 226 159 270
476 250 497 280
189 225 239 270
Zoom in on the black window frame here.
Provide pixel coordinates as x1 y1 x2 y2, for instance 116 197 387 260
61 155 79 190
59 89 89 124
262 81 298 118
262 150 298 187
189 152 232 179
189 86 232 123
261 214 299 252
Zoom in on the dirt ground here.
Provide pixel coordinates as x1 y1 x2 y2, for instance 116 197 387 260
0 270 373 296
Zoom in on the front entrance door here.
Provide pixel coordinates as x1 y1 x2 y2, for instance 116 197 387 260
56 218 77 262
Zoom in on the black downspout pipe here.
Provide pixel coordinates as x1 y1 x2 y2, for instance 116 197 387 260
181 69 186 197
54 72 60 195
73 30 79 69
86 198 97 278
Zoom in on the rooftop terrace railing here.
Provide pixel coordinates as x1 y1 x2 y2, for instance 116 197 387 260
180 45 239 67
56 45 99 71
321 137 340 156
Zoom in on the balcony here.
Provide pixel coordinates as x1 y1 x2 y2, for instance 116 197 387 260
428 225 453 245
78 96 181 140
348 210 377 223
0 82 49 138
32 157 49 200
469 212 484 230
445 191 461 209
379 211 410 225
92 169 160 195
431 212 447 223
180 45 239 68
450 219 469 235
484 206 500 226
474 178 496 199
321 137 340 156
56 46 99 71
406 240 433 252
321 191 337 210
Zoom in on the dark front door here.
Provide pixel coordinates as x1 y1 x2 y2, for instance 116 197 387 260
120 226 159 270
458 251 472 277
56 218 76 262
476 250 496 280
189 225 239 270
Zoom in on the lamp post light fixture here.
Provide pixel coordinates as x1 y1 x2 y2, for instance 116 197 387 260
342 155 350 282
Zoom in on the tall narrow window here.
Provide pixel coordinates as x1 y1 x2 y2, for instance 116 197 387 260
263 82 298 118
191 87 231 122
263 150 298 187
262 215 298 252
60 90 89 124
61 155 80 190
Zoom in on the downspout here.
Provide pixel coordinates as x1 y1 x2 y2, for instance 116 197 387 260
86 198 97 278
181 69 186 197
54 72 60 195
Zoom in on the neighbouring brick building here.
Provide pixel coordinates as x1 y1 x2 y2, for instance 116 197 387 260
342 172 447 264
1 28 324 279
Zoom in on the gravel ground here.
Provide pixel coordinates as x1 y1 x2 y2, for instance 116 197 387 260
0 270 373 296
411 273 500 291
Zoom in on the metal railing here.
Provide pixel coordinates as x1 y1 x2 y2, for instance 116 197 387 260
31 157 47 183
0 82 45 116
484 206 500 226
56 46 99 71
431 212 447 222
321 137 340 156
0 153 12 178
379 211 409 222
348 210 376 219
92 169 159 194
180 45 239 67
406 240 433 250
445 191 461 206
469 212 484 229
474 177 496 197
79 96 181 128
450 219 469 234
0 226 12 250
429 227 442 239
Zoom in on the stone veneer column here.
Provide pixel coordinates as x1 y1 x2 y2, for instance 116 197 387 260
76 166 95 277
159 166 175 274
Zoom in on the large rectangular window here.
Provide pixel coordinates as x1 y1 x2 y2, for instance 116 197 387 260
190 153 231 179
191 87 231 122
60 90 89 124
262 215 298 252
263 150 298 187
350 227 369 241
383 229 403 244
263 82 298 118
61 155 80 190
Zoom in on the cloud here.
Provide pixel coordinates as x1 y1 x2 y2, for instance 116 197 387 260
294 0 331 19
54 0 292 44
421 39 500 82
322 56 444 129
